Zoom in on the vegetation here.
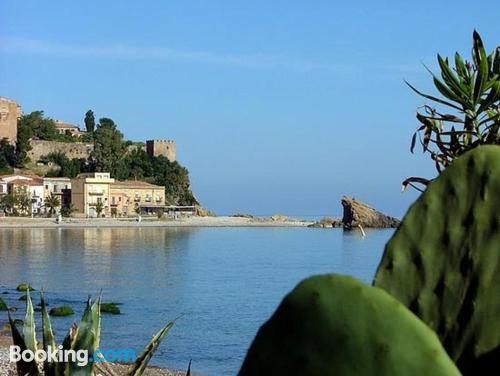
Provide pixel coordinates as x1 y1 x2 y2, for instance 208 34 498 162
239 274 460 376
0 138 16 173
84 109 95 133
0 190 32 216
375 146 500 375
0 297 7 311
8 291 178 376
16 282 34 292
100 302 121 315
405 31 499 188
91 117 126 176
44 192 60 216
49 305 74 316
60 203 76 217
94 200 105 217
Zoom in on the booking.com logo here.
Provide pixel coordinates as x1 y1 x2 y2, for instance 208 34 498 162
10 345 137 366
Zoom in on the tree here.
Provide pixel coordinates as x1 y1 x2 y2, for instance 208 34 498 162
0 193 17 215
44 193 61 216
91 118 126 176
0 138 16 166
19 111 59 141
84 110 95 133
404 31 499 190
60 203 76 217
95 200 105 217
152 156 198 205
44 152 82 178
16 191 31 216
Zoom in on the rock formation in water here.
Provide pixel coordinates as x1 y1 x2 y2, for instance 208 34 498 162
341 196 399 229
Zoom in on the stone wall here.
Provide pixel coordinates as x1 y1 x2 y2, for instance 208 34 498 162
0 97 20 144
146 140 176 162
28 140 94 162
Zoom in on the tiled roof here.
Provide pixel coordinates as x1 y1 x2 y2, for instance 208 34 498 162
111 180 164 189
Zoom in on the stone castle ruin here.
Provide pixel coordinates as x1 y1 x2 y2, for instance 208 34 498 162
0 96 177 164
0 97 20 144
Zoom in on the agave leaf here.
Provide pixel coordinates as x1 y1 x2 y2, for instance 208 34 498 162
186 360 192 376
41 292 59 376
8 310 40 376
67 296 101 376
23 290 38 354
405 80 462 111
128 321 175 376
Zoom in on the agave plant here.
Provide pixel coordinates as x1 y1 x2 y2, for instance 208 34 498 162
7 290 177 376
404 30 500 190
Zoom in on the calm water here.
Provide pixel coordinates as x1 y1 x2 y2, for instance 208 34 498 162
0 227 393 375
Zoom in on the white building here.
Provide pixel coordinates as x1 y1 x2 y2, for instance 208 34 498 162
0 175 45 214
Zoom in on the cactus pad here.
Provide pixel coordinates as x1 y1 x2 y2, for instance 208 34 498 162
239 274 460 376
374 146 500 374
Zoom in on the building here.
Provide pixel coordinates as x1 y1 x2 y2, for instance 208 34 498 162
146 140 176 162
71 172 115 217
0 174 44 214
71 172 167 217
0 97 20 144
54 120 84 137
110 180 165 217
43 177 71 210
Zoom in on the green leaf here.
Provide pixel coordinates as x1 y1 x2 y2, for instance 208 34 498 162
478 80 500 113
67 296 101 376
437 54 470 102
8 310 40 376
23 290 38 355
128 321 175 376
472 30 489 105
41 292 59 376
405 80 462 111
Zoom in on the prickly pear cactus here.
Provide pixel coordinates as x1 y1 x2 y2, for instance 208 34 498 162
374 145 500 375
239 274 460 376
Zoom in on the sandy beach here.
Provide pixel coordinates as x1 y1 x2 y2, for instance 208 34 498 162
0 216 313 228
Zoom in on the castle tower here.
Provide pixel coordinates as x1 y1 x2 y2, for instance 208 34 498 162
146 140 176 162
0 97 20 144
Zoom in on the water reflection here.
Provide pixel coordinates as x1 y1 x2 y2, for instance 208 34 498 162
0 227 393 375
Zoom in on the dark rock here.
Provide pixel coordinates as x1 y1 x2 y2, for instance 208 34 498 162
16 283 34 292
341 196 400 229
101 303 121 315
49 306 74 316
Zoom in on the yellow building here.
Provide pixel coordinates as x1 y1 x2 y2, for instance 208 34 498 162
110 180 165 217
71 172 166 218
71 172 115 217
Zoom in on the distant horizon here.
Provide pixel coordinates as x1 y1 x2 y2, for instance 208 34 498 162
1 1 498 218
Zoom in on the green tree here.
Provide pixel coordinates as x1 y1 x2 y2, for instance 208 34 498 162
44 152 82 178
91 118 126 176
19 111 59 141
95 200 105 217
16 191 31 216
44 193 61 216
406 31 499 185
60 203 76 217
0 138 16 166
15 119 33 167
152 156 198 205
84 110 95 133
0 193 17 215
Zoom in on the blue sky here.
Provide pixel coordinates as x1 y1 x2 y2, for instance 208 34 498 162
1 1 498 217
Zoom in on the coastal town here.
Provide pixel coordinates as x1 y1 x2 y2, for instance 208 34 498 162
0 96 196 218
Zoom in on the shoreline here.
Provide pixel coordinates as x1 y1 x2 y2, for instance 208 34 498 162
0 216 314 229
0 335 188 376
